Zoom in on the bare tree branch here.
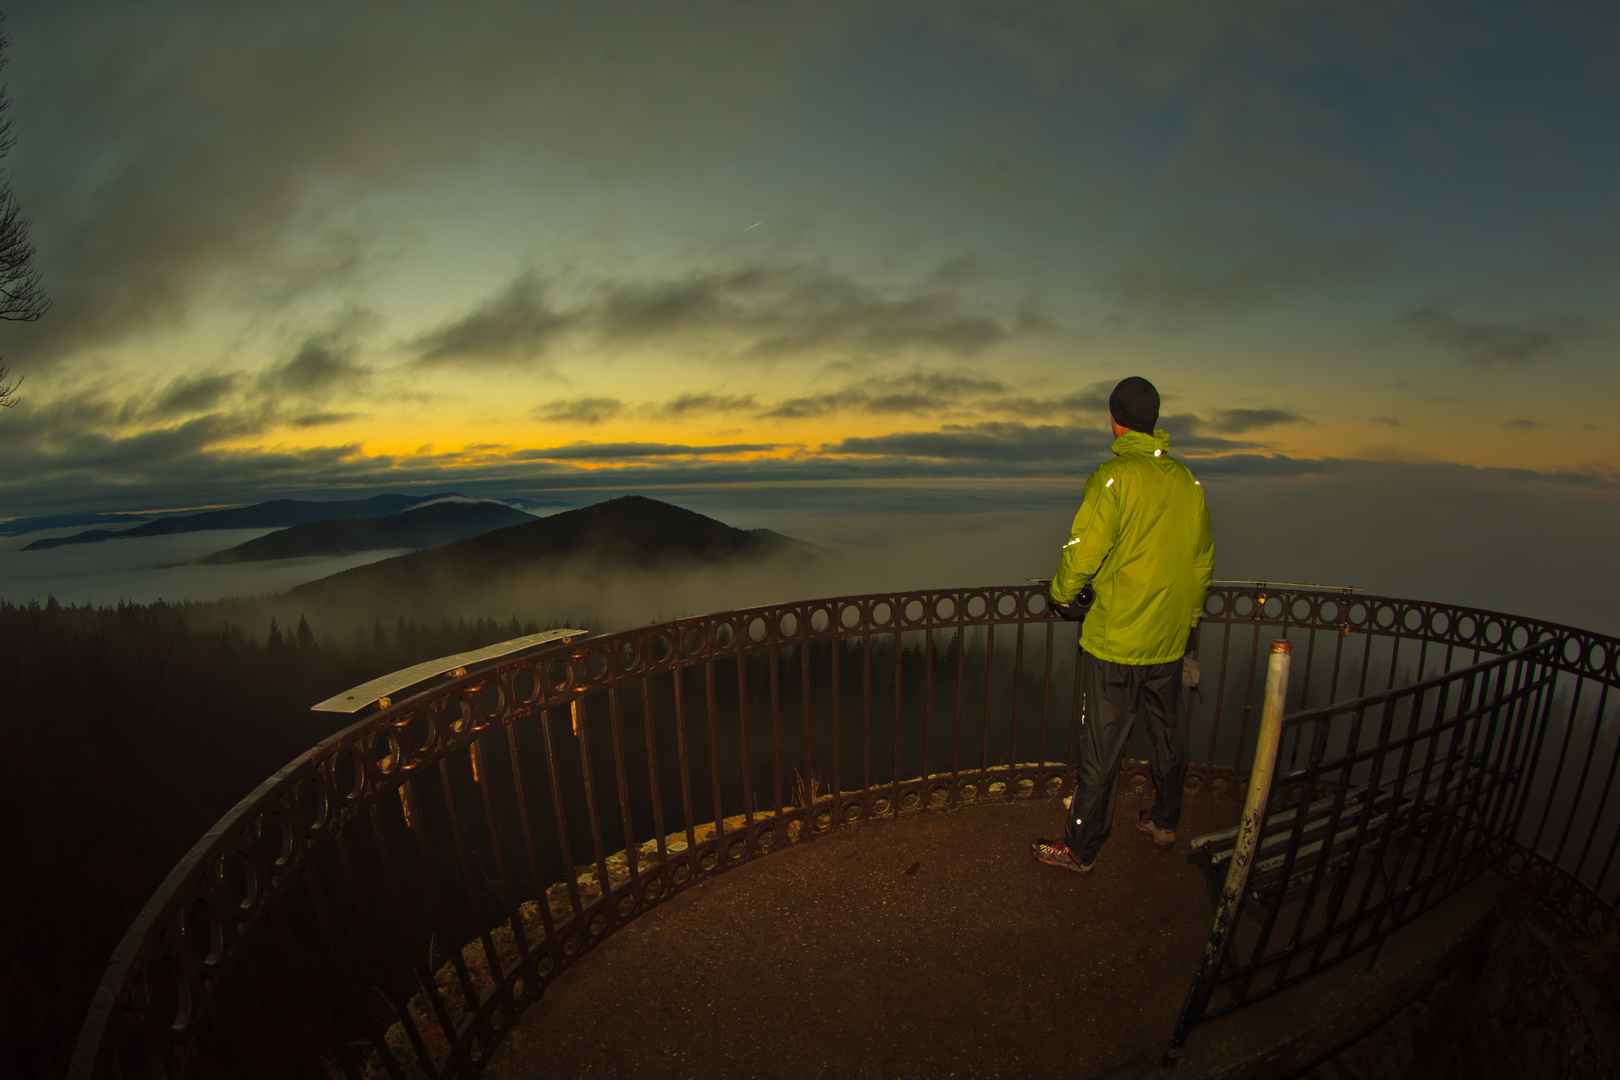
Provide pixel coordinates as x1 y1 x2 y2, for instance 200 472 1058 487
0 194 48 322
0 15 49 411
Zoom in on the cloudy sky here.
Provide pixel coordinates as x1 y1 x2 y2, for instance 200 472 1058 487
0 2 1614 542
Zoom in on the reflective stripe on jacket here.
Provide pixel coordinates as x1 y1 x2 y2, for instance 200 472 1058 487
1050 429 1214 665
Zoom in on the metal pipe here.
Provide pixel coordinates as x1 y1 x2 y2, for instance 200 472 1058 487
1164 638 1292 1067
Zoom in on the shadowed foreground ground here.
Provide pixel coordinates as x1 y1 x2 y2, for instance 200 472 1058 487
486 794 1241 1079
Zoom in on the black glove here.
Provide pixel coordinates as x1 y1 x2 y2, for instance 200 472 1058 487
1051 584 1095 622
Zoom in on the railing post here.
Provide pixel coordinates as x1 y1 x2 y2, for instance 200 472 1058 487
1163 638 1292 1067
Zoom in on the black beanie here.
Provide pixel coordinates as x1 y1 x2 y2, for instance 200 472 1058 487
1109 376 1159 433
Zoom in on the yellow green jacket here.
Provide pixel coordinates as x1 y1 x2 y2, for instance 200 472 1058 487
1050 429 1214 665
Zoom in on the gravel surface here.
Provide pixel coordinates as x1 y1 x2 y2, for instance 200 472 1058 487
486 794 1241 1079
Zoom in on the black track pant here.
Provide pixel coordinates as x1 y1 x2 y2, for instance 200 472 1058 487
1064 651 1185 863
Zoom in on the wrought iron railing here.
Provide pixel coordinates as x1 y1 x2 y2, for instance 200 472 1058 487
71 585 1620 1079
1167 636 1559 1059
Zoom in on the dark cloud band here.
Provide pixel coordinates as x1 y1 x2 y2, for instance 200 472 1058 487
1395 305 1592 366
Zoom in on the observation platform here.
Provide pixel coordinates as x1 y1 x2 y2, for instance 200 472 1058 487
486 793 1495 1079
71 583 1614 1080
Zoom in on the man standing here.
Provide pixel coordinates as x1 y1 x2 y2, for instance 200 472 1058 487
1033 376 1214 873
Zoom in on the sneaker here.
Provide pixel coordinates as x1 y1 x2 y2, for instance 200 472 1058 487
1136 810 1176 849
1031 838 1094 874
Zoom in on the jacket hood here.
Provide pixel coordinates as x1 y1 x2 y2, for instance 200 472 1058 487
1111 428 1171 456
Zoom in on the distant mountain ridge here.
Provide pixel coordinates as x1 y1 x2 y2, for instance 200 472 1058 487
1 510 158 538
293 496 814 598
199 501 536 563
24 493 462 550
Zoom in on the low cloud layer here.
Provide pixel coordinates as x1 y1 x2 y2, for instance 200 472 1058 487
829 421 1110 464
0 362 1486 520
593 263 1034 361
261 330 373 397
1395 305 1592 365
508 441 778 461
763 370 1010 419
1100 218 1388 328
534 397 624 425
412 275 575 368
658 393 758 417
1205 407 1311 435
10 462 1616 647
533 392 763 425
150 373 240 419
533 373 1111 429
405 263 1038 371
820 410 1288 464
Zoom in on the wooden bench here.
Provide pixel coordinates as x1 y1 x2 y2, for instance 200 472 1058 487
1188 757 1498 907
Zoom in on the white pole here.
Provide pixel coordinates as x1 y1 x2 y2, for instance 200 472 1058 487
1164 638 1292 1066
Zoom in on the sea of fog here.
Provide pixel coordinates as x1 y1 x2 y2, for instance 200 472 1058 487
1 463 1615 637
0 527 414 607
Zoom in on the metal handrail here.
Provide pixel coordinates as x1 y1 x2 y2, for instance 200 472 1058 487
71 584 1620 1078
